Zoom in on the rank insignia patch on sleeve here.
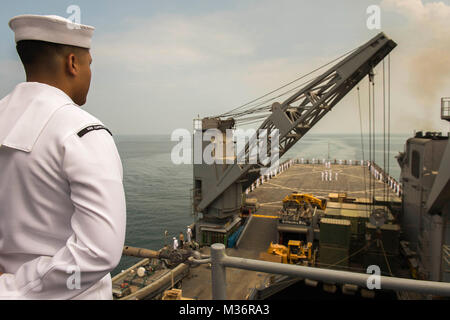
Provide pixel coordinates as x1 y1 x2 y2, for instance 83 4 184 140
77 125 113 138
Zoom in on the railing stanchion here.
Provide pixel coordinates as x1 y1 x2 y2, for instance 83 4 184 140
211 243 227 300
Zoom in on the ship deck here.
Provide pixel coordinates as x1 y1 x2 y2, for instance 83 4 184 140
180 163 401 300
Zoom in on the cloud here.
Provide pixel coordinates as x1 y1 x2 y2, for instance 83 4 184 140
88 8 346 135
0 1 436 135
382 0 450 105
382 0 450 24
4 1 440 135
93 13 255 71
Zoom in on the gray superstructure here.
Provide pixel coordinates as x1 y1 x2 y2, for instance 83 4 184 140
398 127 450 283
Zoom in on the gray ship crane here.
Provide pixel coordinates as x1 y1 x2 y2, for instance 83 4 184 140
193 32 397 244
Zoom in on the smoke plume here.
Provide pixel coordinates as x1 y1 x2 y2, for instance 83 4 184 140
382 0 450 105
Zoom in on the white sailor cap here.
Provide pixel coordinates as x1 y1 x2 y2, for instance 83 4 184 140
9 14 94 49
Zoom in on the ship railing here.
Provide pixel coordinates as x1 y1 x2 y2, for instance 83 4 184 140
296 157 403 196
245 159 294 194
366 160 402 196
246 156 402 197
209 243 450 299
297 158 367 165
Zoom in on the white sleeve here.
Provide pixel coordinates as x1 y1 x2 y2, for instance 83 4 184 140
0 129 126 299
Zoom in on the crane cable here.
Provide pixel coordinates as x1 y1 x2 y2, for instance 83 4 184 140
388 55 391 203
216 47 358 120
371 70 376 215
368 73 373 213
382 56 392 205
383 59 386 204
357 85 369 217
380 239 394 277
361 57 393 217
359 60 392 216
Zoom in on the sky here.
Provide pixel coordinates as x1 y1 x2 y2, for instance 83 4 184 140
1 0 450 136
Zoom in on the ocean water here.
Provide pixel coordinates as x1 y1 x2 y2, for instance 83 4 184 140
112 133 410 275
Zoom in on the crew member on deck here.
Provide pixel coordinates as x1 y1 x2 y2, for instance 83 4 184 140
179 232 185 248
0 15 126 299
187 227 192 243
173 237 179 250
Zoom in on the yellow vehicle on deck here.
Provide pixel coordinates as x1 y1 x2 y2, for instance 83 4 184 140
282 193 327 211
259 240 312 264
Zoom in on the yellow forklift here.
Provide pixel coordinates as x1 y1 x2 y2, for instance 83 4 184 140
280 193 327 226
260 240 313 265
282 193 327 211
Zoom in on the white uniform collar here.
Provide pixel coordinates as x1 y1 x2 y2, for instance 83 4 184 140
0 82 75 153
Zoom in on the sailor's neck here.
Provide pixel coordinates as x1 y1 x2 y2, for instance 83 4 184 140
25 77 74 102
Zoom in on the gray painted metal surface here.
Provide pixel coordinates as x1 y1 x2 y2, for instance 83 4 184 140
426 139 450 214
400 134 449 282
235 214 254 248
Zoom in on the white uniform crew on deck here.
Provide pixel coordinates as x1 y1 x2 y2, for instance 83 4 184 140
0 15 126 299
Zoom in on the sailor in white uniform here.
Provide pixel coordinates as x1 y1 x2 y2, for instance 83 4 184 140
187 227 192 243
0 15 126 299
173 237 179 250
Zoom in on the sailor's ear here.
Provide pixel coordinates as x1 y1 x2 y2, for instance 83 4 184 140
65 53 82 77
